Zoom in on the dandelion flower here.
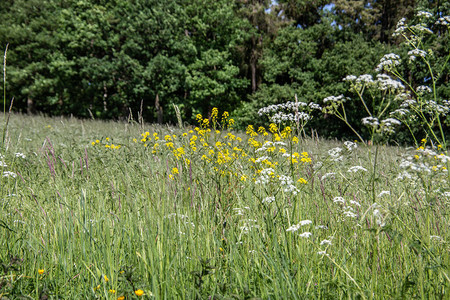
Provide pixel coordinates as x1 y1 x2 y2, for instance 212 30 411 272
104 275 109 282
38 269 45 275
135 289 144 296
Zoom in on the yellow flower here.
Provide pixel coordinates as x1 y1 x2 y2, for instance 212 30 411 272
91 142 96 146
298 178 308 184
104 275 109 282
109 289 116 294
94 284 101 291
105 144 110 148
133 138 137 143
169 174 174 180
38 269 45 275
95 139 100 143
117 296 125 300
240 175 248 181
172 167 179 174
106 137 110 141
135 289 144 296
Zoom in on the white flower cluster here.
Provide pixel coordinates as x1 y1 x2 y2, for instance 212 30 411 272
321 172 336 181
376 74 405 90
323 95 348 103
255 156 270 163
436 16 450 26
278 175 299 195
255 168 275 185
400 99 417 108
262 196 275 204
361 116 380 127
328 147 343 162
356 74 374 84
378 190 391 198
372 203 386 227
15 152 26 158
258 101 322 123
380 118 401 133
398 149 449 177
286 219 312 232
344 141 357 151
255 141 286 153
258 100 321 124
423 100 450 115
408 49 427 61
3 171 16 178
416 11 433 19
270 111 311 124
394 93 411 102
375 53 401 72
390 108 410 117
410 24 433 34
258 101 307 116
393 18 407 37
332 196 361 220
417 85 432 94
348 166 368 173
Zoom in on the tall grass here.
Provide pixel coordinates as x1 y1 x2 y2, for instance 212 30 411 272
0 113 448 299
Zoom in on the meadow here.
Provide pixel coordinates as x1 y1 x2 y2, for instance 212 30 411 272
0 110 448 299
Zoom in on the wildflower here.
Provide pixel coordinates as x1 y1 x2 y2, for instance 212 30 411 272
299 220 312 226
262 196 275 204
299 232 312 238
286 224 301 232
344 141 357 151
109 289 116 294
348 166 368 173
38 269 45 275
117 296 125 300
104 275 109 282
15 152 26 158
375 53 401 72
297 178 307 184
361 117 379 127
321 173 336 181
3 171 17 178
323 95 348 104
333 197 345 204
320 239 332 246
378 191 390 198
135 289 144 296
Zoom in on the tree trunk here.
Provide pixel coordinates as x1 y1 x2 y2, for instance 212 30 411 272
155 93 163 124
27 97 35 114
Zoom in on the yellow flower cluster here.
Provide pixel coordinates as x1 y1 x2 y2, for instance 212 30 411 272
134 108 311 186
91 138 121 149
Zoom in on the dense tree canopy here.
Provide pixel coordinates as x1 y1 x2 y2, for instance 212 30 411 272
0 0 449 141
